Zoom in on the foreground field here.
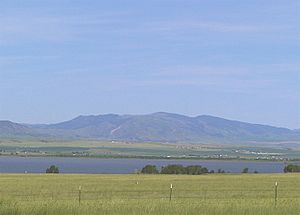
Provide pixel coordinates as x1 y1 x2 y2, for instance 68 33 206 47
0 174 299 215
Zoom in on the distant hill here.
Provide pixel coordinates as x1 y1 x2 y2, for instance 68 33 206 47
1 113 300 143
0 120 32 137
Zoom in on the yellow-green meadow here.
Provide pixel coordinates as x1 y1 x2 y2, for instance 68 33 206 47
0 173 299 214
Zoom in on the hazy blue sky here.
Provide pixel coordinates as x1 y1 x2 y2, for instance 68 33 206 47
0 0 299 128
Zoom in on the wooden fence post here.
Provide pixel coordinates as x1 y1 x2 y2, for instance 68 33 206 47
79 186 82 205
169 184 173 201
274 182 278 206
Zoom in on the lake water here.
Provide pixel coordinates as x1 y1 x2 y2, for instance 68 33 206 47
0 156 286 173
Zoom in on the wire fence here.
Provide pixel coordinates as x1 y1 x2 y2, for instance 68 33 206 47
1 188 300 202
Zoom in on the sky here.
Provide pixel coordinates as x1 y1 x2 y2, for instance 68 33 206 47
0 0 299 128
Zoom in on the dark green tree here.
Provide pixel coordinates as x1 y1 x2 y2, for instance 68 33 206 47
185 165 208 175
242 168 249 173
46 165 59 173
160 165 186 174
284 164 300 173
218 169 225 173
141 165 159 174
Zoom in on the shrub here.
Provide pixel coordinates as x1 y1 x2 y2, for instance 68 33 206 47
185 165 208 175
284 164 300 173
160 165 209 175
242 168 249 173
46 165 59 174
141 165 159 174
217 169 225 173
161 164 186 174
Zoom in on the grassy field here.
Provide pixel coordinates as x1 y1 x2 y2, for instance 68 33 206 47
0 174 299 214
1 139 300 160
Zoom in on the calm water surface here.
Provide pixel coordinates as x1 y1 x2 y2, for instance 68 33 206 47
0 156 285 173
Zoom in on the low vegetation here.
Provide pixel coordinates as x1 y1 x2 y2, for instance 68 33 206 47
242 167 249 173
284 164 300 173
46 165 59 173
141 164 209 175
161 164 208 174
141 165 159 174
0 174 299 214
140 164 300 175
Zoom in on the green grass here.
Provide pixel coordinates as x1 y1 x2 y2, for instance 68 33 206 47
0 174 299 214
1 139 300 160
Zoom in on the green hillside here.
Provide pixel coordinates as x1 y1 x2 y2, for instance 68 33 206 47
1 113 300 143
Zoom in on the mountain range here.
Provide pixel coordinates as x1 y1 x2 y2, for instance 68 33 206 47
1 112 299 143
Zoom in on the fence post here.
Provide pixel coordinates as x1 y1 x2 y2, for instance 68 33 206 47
79 186 82 205
169 184 173 202
274 182 278 206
